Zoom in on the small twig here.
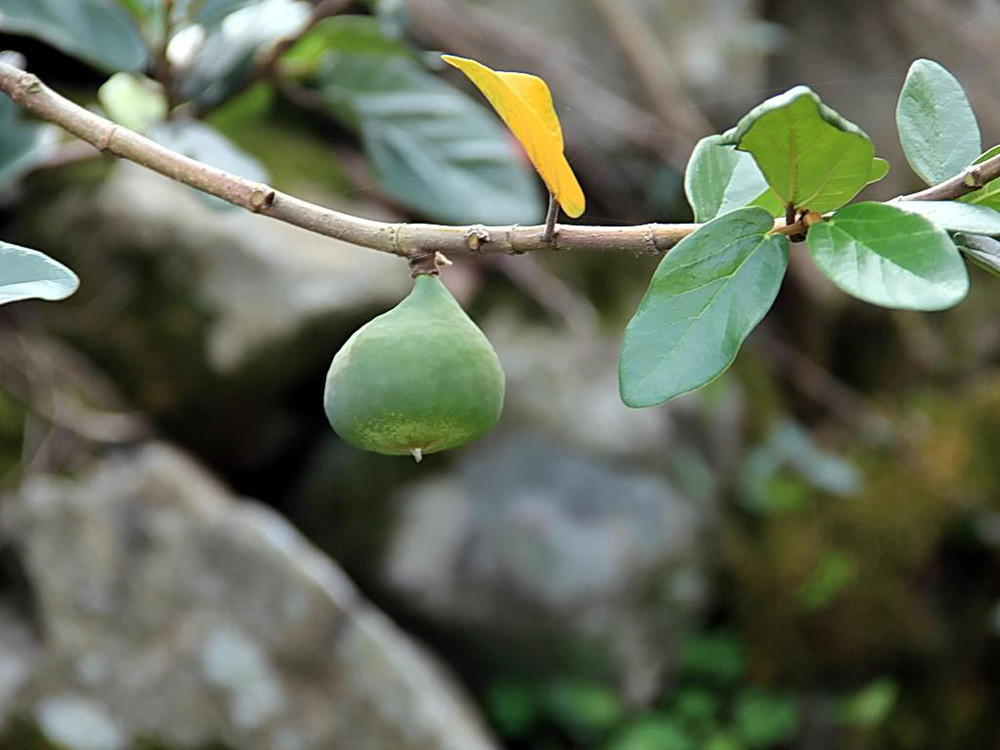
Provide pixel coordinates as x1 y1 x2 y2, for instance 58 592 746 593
542 194 559 243
154 0 179 117
901 153 1000 201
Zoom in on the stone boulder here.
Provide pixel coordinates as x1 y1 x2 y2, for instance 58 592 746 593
0 444 498 750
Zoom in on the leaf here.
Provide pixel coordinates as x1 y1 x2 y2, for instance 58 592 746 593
0 0 149 72
443 54 585 218
619 208 788 408
868 157 890 185
679 631 746 684
722 86 875 213
734 691 800 748
684 134 769 221
607 718 694 750
148 120 268 210
806 202 968 310
309 19 542 225
541 680 623 737
98 72 166 134
177 0 311 109
798 549 856 611
0 240 78 305
953 233 1000 277
0 87 58 189
896 59 981 186
894 200 1000 235
836 679 898 729
959 145 1000 211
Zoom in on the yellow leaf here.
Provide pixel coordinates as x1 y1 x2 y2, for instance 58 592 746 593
442 54 585 219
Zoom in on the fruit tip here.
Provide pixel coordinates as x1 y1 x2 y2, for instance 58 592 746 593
410 448 423 463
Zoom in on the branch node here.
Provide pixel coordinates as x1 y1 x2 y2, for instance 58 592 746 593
248 186 275 212
407 249 445 277
12 73 42 103
390 223 405 257
465 225 491 252
97 125 120 153
507 224 525 254
964 166 983 188
643 224 661 254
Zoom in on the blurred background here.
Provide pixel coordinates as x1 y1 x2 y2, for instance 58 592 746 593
1 0 1000 748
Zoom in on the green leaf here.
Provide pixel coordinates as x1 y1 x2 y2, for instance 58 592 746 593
309 17 542 225
684 134 769 221
868 156 890 185
836 679 898 729
0 85 57 188
959 145 1000 211
149 120 268 210
619 208 788 408
953 233 1000 277
798 549 856 611
894 200 1000 235
541 680 623 738
678 631 746 684
0 0 149 72
722 86 874 213
807 202 968 310
607 718 694 750
97 72 166 134
177 0 311 109
896 59 981 186
734 690 799 748
0 240 78 305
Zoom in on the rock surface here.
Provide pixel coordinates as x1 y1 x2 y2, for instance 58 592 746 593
384 432 709 704
0 444 498 750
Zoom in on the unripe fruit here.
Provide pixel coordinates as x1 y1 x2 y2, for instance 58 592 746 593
324 274 505 460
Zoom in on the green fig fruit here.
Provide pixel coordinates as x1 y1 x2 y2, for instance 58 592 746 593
324 274 505 459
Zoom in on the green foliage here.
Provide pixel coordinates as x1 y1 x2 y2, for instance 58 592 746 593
0 0 148 72
619 208 787 407
0 240 79 305
896 59 981 186
836 678 899 729
0 88 57 189
679 632 746 685
542 680 625 739
721 86 876 213
797 549 856 611
807 202 968 310
893 200 1000 235
732 690 800 748
740 420 862 516
954 232 1000 277
98 72 166 134
684 134 769 222
295 16 542 224
178 0 310 110
606 717 693 750
959 145 1000 211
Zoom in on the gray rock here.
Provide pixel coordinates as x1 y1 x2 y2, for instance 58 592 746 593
95 162 410 374
384 433 711 704
0 444 498 750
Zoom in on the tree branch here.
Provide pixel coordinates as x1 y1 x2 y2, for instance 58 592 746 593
1 60 997 264
0 59 696 260
900 153 1000 201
